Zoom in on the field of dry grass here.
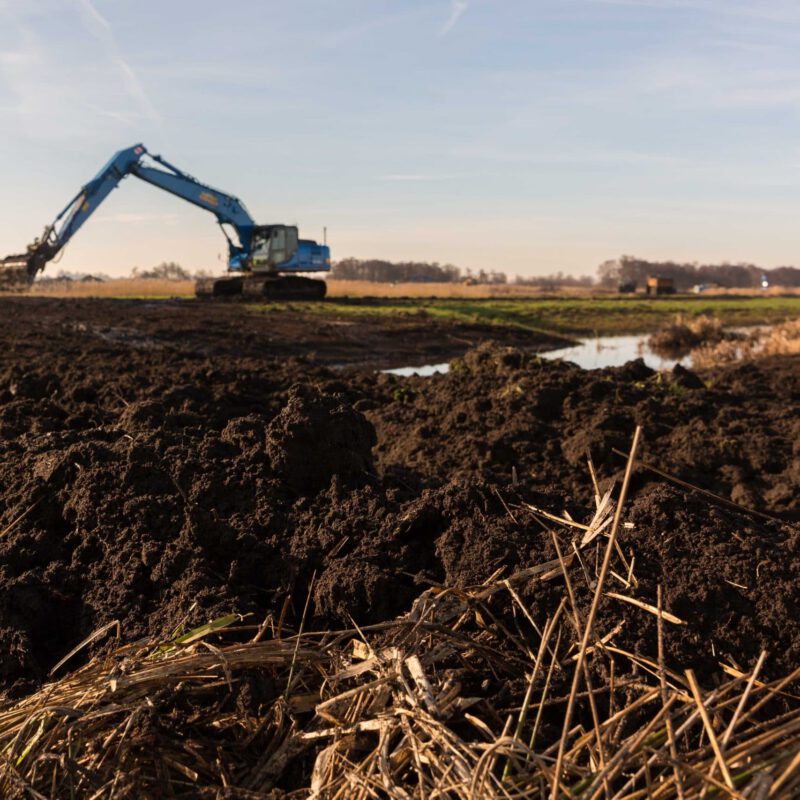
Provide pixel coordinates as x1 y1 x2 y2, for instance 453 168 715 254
28 278 602 300
327 281 800 299
324 280 603 298
26 277 800 300
28 278 196 298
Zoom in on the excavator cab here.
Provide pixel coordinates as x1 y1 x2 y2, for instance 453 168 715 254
250 225 299 271
198 223 326 299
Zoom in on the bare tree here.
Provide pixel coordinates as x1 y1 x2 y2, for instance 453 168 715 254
132 262 192 281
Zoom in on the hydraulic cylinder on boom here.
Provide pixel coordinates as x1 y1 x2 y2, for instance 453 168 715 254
0 144 330 299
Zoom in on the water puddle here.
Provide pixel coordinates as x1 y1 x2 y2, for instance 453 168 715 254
541 334 690 371
382 333 691 377
90 326 165 351
383 362 452 377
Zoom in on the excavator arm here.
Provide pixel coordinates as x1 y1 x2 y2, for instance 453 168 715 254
131 156 255 266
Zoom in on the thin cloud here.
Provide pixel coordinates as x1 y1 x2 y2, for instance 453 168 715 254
323 9 428 47
0 1 160 138
441 0 469 35
379 173 456 182
586 0 800 21
74 0 160 122
0 25 57 130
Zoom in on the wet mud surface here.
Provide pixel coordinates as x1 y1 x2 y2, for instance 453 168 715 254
0 297 798 698
4 296 568 369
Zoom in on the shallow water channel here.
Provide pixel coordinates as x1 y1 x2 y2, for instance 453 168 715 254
383 332 690 377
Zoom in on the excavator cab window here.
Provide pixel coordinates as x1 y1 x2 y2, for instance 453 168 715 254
251 231 270 267
270 226 298 266
251 226 298 269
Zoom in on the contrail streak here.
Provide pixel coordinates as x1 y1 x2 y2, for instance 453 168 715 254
75 0 160 122
441 0 469 35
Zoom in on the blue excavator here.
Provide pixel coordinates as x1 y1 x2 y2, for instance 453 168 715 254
0 144 331 299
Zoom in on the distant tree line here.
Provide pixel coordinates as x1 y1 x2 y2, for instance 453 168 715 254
597 256 800 290
37 269 111 283
330 258 507 284
38 256 800 288
38 263 211 282
333 256 800 289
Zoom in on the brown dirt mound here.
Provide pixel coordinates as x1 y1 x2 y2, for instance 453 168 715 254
367 342 800 518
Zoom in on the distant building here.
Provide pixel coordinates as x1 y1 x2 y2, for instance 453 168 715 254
646 276 676 296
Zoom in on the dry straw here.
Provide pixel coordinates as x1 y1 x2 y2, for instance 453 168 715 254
1 432 799 798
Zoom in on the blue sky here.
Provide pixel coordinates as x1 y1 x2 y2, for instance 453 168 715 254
1 0 800 278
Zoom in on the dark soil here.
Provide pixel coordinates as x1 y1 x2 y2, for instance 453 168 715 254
0 296 569 368
0 296 798 701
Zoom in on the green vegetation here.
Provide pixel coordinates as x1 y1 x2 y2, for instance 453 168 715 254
251 295 800 337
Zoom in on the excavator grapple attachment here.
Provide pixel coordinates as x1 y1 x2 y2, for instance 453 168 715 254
195 275 327 301
0 254 36 291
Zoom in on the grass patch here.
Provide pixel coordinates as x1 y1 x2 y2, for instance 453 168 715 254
252 295 800 336
22 280 800 337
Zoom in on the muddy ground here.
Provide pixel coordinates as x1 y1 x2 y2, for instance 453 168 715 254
0 296 798 705
2 296 569 369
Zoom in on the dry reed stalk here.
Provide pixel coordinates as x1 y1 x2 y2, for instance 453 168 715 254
610 448 783 524
685 669 736 793
692 318 800 367
550 426 641 800
551 532 609 785
721 650 768 748
658 585 685 800
605 592 686 625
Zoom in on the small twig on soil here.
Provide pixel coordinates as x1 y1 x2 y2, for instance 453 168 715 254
605 591 686 625
658 584 685 800
49 620 121 677
722 650 768 748
611 448 784 524
686 669 736 793
587 454 601 507
0 500 41 541
285 571 316 700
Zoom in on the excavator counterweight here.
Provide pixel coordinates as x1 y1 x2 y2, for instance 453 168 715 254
0 144 330 300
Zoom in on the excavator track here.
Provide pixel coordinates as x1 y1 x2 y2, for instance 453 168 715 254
196 275 327 301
